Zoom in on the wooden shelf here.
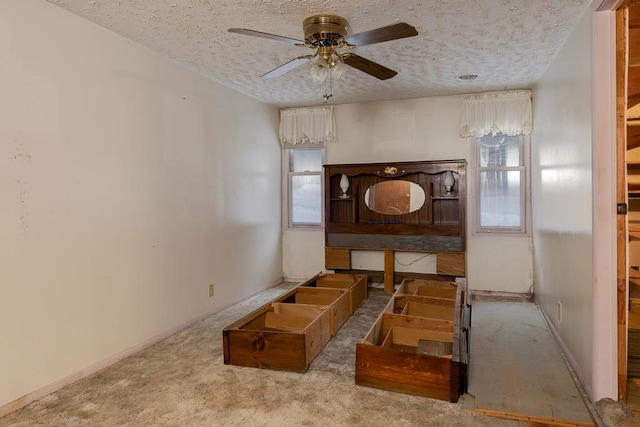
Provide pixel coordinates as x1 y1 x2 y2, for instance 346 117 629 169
324 160 466 252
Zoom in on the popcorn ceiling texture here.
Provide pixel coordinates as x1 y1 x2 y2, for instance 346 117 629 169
45 0 591 107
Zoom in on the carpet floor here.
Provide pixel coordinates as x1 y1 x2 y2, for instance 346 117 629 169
0 282 633 426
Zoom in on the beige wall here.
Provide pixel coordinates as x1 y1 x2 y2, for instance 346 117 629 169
283 96 534 293
0 0 282 409
532 6 596 397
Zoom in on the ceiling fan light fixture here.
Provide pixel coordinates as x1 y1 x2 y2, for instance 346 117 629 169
332 61 348 80
309 59 329 81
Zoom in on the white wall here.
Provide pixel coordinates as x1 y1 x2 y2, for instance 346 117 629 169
0 0 282 410
532 6 595 396
284 96 533 293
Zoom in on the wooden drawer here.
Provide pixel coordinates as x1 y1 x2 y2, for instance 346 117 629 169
355 278 470 402
223 272 364 372
223 302 332 372
294 287 350 335
301 272 368 314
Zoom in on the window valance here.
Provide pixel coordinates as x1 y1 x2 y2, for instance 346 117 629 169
459 90 532 138
279 106 337 148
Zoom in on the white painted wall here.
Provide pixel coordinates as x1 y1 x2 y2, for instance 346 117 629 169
532 6 595 396
0 0 282 409
283 96 534 293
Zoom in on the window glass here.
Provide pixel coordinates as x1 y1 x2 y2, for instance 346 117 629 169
291 149 323 172
479 170 521 228
291 175 322 224
479 134 521 167
476 133 527 234
288 148 323 228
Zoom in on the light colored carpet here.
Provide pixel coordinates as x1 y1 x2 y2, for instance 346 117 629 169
0 282 629 426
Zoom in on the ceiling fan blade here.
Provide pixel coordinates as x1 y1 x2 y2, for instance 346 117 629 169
261 56 311 79
228 28 304 45
341 53 397 80
345 22 418 46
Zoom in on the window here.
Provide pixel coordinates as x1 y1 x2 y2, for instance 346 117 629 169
476 133 528 234
287 148 323 228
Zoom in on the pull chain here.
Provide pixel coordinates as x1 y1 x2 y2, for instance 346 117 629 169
323 68 333 104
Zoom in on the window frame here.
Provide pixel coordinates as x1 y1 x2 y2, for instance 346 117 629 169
286 147 325 230
474 133 530 236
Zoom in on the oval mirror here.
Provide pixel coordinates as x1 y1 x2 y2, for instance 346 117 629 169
364 180 426 215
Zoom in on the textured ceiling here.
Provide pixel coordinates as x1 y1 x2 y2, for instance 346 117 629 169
46 0 592 108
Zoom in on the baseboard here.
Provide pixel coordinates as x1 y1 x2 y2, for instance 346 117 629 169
0 275 286 418
537 303 604 426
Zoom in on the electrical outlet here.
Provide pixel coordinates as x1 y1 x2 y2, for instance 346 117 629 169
208 283 214 298
557 301 563 324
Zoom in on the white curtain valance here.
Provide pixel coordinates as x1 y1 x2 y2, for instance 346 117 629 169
459 90 532 138
279 106 337 147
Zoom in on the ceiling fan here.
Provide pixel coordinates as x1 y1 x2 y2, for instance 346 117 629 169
228 14 418 81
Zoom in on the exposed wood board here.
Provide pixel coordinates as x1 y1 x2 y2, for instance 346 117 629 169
466 301 593 425
631 1 640 28
631 27 640 66
630 67 640 109
629 123 640 150
631 280 640 299
627 378 640 414
620 5 631 401
628 356 640 377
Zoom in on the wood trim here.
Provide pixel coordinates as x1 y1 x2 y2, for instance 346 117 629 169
384 250 395 292
469 408 594 427
616 0 640 10
436 252 466 277
324 247 351 270
617 6 630 402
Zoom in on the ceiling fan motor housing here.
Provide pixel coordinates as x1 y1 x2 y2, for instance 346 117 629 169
303 14 349 46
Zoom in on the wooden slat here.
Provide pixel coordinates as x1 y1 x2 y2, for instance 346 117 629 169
417 339 453 357
384 250 395 292
436 252 466 277
631 281 640 299
471 408 594 427
405 301 456 321
394 294 456 308
627 122 640 150
378 312 454 339
627 377 640 413
388 326 454 346
293 288 343 305
324 247 351 269
415 286 457 299
627 356 640 377
264 312 311 331
630 300 640 329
